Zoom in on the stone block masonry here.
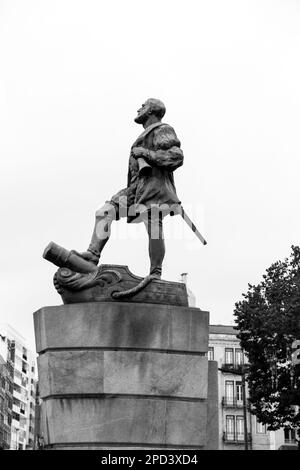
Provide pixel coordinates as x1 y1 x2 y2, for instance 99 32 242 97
34 301 218 449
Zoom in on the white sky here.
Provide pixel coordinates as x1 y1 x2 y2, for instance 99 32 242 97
1 0 300 351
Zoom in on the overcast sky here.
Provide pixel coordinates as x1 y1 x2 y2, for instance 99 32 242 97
1 0 300 351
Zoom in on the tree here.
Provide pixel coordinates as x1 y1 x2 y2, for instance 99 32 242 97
234 245 300 433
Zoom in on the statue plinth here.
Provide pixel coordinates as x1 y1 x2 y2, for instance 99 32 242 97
34 265 219 449
53 263 189 306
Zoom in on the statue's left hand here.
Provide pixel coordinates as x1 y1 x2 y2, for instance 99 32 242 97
131 147 147 159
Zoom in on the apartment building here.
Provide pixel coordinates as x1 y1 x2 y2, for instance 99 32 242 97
0 324 37 450
0 346 13 450
209 324 298 450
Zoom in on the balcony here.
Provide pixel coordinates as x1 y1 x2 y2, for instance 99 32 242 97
12 403 20 414
13 390 22 401
222 396 245 408
223 432 252 444
14 373 22 385
284 439 297 445
220 363 245 374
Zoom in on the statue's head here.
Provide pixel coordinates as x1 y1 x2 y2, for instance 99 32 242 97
134 98 166 124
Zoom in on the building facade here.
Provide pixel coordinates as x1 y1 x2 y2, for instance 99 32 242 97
209 325 298 450
0 344 13 450
0 324 37 450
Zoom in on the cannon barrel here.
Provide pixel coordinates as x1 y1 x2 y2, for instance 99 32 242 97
43 242 98 273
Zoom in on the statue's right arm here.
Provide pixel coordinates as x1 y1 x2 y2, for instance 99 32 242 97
145 125 184 172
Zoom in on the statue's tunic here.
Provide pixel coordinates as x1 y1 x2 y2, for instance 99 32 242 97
110 122 184 223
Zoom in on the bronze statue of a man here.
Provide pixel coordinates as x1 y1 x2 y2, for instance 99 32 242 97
80 98 184 279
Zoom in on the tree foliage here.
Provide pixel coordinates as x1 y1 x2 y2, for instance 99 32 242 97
234 245 300 431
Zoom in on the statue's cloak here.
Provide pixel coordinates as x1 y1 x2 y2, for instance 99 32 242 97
110 122 184 223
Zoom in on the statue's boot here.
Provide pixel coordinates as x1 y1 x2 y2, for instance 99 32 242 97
77 251 100 265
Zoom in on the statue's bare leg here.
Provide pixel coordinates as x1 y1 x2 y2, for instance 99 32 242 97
144 212 165 279
80 188 165 277
80 201 117 265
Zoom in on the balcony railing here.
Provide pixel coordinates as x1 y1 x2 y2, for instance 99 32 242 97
220 363 245 374
284 438 297 445
222 396 245 408
223 432 252 444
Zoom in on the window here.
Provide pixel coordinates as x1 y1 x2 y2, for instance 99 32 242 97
225 380 234 405
225 415 235 441
225 348 234 365
256 418 266 434
236 382 243 404
284 428 296 444
12 411 20 421
224 416 246 442
13 397 20 407
22 347 27 361
236 416 244 441
9 343 15 362
20 402 26 415
21 376 28 388
22 361 27 374
235 348 244 366
208 347 214 361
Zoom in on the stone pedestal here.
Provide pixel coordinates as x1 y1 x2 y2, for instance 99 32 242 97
34 300 218 449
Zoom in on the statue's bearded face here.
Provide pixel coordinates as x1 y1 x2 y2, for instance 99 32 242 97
134 101 152 124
